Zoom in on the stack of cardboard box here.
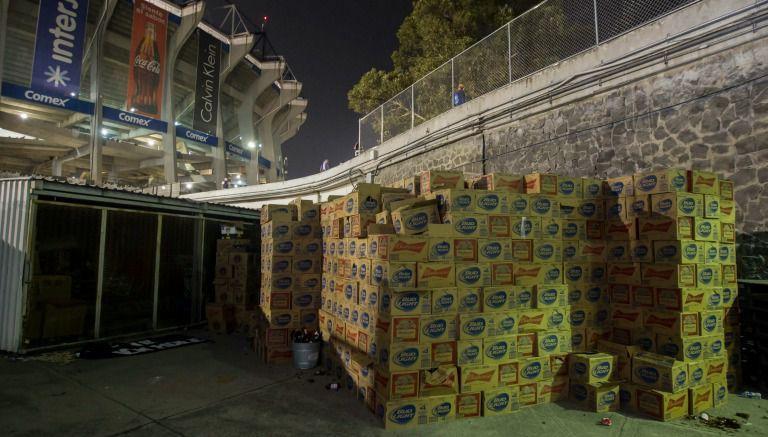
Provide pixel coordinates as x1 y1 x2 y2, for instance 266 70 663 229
317 168 739 428
595 169 735 420
256 200 323 363
319 172 586 429
209 238 258 334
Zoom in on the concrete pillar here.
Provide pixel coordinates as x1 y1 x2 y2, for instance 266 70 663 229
52 159 63 177
257 117 277 181
161 2 205 185
213 34 254 189
86 0 118 185
236 60 283 185
0 0 8 88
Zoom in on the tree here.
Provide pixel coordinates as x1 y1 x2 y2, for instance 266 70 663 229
348 0 539 115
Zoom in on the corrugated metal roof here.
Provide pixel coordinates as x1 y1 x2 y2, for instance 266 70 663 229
1 176 260 219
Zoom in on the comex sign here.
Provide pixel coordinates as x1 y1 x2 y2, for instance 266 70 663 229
102 107 167 132
176 125 218 147
1 82 94 113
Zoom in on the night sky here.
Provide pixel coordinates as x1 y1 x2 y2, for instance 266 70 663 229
235 1 412 178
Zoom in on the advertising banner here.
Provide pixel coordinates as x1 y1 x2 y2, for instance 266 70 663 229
1 82 94 114
31 0 90 97
102 106 167 132
126 0 167 119
193 30 222 134
176 125 218 147
225 142 251 160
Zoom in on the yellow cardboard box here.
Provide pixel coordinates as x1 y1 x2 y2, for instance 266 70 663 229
557 177 582 198
604 175 635 197
641 264 696 288
416 262 455 288
532 240 563 263
720 222 735 243
653 240 704 264
650 192 703 218
453 238 478 262
713 380 728 407
380 342 430 371
475 190 508 214
431 288 458 314
487 214 511 238
455 263 492 287
457 339 483 366
380 289 431 316
519 356 553 382
514 263 563 286
499 361 521 386
534 285 568 308
478 239 513 262
420 171 464 193
570 382 620 412
634 169 688 195
644 310 700 337
632 352 688 393
537 331 571 356
700 310 724 336
456 392 482 419
636 388 689 421
694 218 720 242
487 311 520 337
688 361 707 387
524 173 558 195
419 366 459 397
604 218 636 240
655 287 706 312
627 195 651 219
607 263 641 284
569 353 614 383
638 216 694 240
443 212 489 238
373 235 428 262
459 313 489 339
539 218 563 240
703 194 720 219
528 195 559 218
429 188 476 213
427 238 453 262
421 394 456 424
605 197 627 220
655 335 707 362
696 264 722 288
390 203 439 235
483 336 518 365
475 173 524 192
457 288 482 313
509 216 540 239
460 365 499 393
690 170 719 195
582 178 603 199
689 385 714 415
483 386 520 416
374 368 419 400
420 314 457 343
517 332 537 357
482 287 516 312
719 200 736 223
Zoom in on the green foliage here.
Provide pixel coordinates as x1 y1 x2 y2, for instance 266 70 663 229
349 0 536 115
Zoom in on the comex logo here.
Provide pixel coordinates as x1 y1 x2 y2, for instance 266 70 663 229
24 89 70 107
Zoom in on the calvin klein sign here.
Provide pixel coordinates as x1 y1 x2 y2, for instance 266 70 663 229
193 30 221 134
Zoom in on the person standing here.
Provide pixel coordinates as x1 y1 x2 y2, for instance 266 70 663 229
320 159 330 171
453 83 467 106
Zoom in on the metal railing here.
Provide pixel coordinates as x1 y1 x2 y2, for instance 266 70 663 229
359 0 698 149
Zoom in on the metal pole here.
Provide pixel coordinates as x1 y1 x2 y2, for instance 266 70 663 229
152 215 163 330
94 209 108 338
410 86 415 129
358 117 362 149
593 0 600 45
451 59 455 106
380 106 384 145
507 22 513 83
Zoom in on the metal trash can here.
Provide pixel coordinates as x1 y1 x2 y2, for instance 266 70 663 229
292 341 320 370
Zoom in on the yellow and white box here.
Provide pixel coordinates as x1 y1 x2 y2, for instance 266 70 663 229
431 288 458 314
443 213 489 238
478 239 513 262
650 192 703 218
416 262 455 288
457 339 483 366
534 285 568 308
455 263 492 287
483 386 520 416
694 218 720 242
631 352 688 393
532 240 563 263
420 314 457 343
569 353 614 384
475 190 509 214
604 175 634 198
482 287 517 312
459 365 498 393
519 356 552 383
420 394 456 424
457 288 482 313
634 169 688 195
690 170 719 195
510 216 540 239
482 336 518 365
653 240 704 264
528 195 559 218
536 331 571 356
636 388 689 421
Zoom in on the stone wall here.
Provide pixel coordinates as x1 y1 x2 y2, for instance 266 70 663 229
374 39 768 279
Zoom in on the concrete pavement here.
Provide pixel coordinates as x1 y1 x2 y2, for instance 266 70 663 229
2 331 766 436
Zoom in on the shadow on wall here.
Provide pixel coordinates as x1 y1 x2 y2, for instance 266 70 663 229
738 232 768 280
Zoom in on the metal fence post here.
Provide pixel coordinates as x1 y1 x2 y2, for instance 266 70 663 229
507 22 512 84
380 105 384 145
593 0 600 45
410 86 415 128
358 118 362 149
451 59 455 106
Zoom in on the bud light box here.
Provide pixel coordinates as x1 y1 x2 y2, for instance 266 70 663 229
652 240 704 264
631 352 688 393
627 195 652 219
428 188 476 214
693 218 720 242
581 177 604 199
519 356 552 382
379 342 430 372
421 394 457 424
569 352 614 384
536 331 571 356
474 190 508 214
527 195 559 218
390 202 440 235
534 285 568 309
443 213 489 238
633 169 688 195
456 339 483 366
482 386 520 416
377 396 425 430
379 289 431 316
427 237 454 262
688 384 714 415
569 382 619 412
419 314 457 343
603 175 635 197
429 288 458 314
482 336 518 364
457 288 482 313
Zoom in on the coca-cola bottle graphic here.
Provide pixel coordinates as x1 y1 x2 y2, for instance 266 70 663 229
132 23 161 114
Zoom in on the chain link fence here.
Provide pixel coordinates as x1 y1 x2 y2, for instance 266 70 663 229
359 0 698 149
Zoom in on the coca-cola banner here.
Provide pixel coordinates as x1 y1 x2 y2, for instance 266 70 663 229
126 0 167 119
193 30 222 134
